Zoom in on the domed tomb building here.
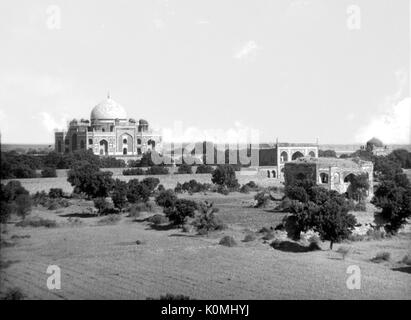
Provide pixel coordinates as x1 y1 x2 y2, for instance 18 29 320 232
54 96 162 159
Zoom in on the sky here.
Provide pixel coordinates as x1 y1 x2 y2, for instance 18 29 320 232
0 0 410 145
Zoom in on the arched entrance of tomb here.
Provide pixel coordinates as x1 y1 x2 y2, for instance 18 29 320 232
292 151 304 160
99 139 108 155
280 151 288 162
272 170 276 178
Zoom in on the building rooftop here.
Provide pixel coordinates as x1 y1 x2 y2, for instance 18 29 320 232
289 157 373 168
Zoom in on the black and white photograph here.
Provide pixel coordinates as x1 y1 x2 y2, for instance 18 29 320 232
0 0 410 304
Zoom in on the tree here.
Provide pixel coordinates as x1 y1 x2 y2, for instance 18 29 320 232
211 165 239 189
164 199 198 226
346 173 370 201
313 198 357 249
388 149 411 169
155 189 177 208
373 156 402 180
372 179 411 234
126 179 151 203
319 150 337 158
67 161 114 198
140 177 160 195
111 179 128 211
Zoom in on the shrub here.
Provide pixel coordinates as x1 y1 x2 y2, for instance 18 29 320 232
147 214 169 225
111 179 128 211
174 182 183 193
146 166 168 175
127 180 151 203
176 163 192 174
196 164 213 174
48 188 64 198
180 180 210 193
216 185 229 195
47 198 70 210
371 251 391 263
129 202 154 218
262 232 275 240
193 201 226 234
164 199 198 226
41 167 57 178
157 184 165 192
98 214 121 225
240 185 251 193
401 255 411 266
2 287 25 300
336 246 351 260
155 189 177 208
254 190 272 208
354 200 367 212
14 194 32 219
141 177 160 194
93 198 113 215
211 165 239 189
16 217 57 228
123 168 145 176
243 233 257 242
219 235 237 247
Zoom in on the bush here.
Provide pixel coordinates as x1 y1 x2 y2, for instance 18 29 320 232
219 236 237 247
123 168 145 176
93 198 113 215
211 165 239 189
254 189 274 207
2 287 25 300
193 201 226 234
174 182 183 193
371 251 391 263
179 180 210 194
41 167 57 178
16 217 57 228
146 166 168 175
216 185 229 195
164 199 198 226
196 164 213 174
176 163 192 174
129 202 154 218
127 180 151 203
243 233 257 242
14 194 32 219
336 246 351 260
141 177 160 194
48 188 64 198
155 189 177 208
111 179 128 211
147 214 169 225
240 185 251 193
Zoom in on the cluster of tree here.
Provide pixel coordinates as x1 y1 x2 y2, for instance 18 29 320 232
67 161 161 213
0 150 127 179
0 181 32 222
284 180 357 249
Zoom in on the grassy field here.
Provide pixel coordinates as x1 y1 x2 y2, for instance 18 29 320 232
1 188 410 300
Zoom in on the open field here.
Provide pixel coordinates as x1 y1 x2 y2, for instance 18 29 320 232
1 190 410 300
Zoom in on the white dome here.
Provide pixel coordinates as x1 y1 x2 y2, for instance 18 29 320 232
91 97 127 120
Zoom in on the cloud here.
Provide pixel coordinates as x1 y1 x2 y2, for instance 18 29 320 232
233 41 261 61
39 112 69 132
355 70 410 144
355 97 410 144
161 121 261 144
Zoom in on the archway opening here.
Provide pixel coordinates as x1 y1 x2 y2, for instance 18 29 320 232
280 151 288 162
123 148 128 155
99 139 108 155
272 170 276 178
292 151 304 160
320 173 329 184
267 170 271 178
